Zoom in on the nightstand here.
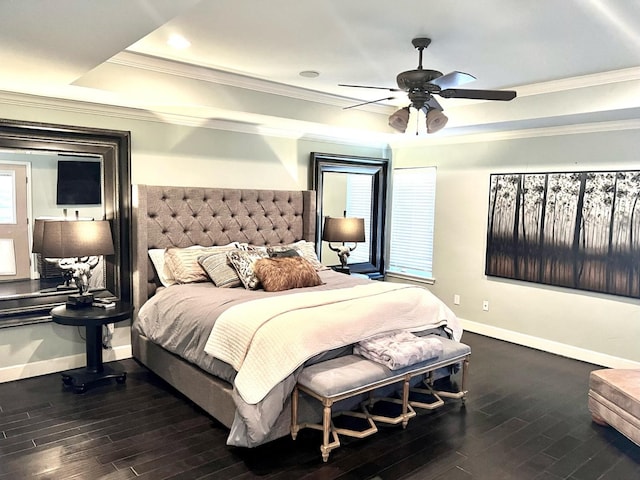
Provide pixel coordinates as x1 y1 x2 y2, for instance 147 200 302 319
51 301 134 393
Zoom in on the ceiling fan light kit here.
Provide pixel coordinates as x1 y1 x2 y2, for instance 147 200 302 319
340 37 517 134
388 106 410 133
425 108 448 134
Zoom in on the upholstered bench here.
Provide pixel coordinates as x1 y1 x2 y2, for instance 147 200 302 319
291 336 470 461
588 368 640 446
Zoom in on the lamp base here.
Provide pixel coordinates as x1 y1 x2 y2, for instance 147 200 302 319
331 266 351 275
56 284 76 291
66 293 94 309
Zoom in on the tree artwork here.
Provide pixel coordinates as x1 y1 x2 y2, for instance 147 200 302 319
485 170 640 298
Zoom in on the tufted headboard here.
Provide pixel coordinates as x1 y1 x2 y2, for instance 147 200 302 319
132 185 316 310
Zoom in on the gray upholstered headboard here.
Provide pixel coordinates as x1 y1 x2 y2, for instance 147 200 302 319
132 185 316 310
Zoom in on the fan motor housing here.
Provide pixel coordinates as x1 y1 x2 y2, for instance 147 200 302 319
396 69 443 92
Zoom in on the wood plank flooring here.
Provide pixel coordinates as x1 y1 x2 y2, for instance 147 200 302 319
1 333 639 479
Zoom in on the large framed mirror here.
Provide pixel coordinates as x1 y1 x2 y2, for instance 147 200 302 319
311 152 389 279
0 119 131 327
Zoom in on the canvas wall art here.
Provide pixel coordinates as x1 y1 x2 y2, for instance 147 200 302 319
485 170 640 298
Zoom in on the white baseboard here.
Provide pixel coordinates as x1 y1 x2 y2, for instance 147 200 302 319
461 319 640 369
0 344 132 383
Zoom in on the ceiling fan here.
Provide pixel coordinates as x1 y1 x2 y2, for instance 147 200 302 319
339 37 517 133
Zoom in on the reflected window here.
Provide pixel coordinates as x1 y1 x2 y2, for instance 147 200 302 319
0 170 16 224
345 174 373 264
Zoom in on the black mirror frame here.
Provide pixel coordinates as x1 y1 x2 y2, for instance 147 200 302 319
0 119 131 328
311 152 389 279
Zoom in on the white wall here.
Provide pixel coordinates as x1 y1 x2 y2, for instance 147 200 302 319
0 99 386 382
391 128 640 366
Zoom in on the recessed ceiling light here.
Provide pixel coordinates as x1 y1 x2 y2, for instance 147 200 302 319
299 70 320 78
167 34 191 49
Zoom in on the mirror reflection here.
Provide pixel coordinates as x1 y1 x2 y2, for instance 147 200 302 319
320 172 373 265
311 152 389 280
0 150 106 291
0 119 131 328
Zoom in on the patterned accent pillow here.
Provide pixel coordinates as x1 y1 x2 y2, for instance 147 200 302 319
226 250 269 290
254 256 324 292
198 252 242 288
266 246 301 258
248 241 327 271
164 244 239 284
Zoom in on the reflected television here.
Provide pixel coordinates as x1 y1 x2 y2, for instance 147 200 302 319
56 160 101 205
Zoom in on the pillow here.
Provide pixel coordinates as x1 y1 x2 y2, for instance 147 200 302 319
198 252 242 288
267 247 301 258
254 256 324 292
287 240 329 271
164 244 239 284
226 250 269 289
148 245 207 287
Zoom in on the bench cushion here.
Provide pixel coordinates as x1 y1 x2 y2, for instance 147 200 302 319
589 369 640 422
298 336 470 398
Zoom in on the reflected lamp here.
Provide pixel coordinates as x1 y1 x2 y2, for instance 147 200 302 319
322 216 365 274
34 220 114 307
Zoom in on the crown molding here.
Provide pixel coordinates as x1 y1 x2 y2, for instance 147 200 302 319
514 66 640 97
0 90 391 148
388 118 640 148
111 51 394 115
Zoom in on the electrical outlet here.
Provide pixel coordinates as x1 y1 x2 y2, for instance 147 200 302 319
482 300 489 311
453 294 460 305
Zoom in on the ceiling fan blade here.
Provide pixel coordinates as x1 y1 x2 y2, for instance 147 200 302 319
437 89 517 101
343 96 397 110
339 83 402 92
429 71 476 90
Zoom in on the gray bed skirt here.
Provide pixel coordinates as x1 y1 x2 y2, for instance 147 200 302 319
131 329 236 428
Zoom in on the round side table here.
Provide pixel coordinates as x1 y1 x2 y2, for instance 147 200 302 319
51 301 133 393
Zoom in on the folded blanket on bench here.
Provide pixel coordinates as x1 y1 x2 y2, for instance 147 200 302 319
354 331 443 370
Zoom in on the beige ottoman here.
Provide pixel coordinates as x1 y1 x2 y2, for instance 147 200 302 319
588 368 640 446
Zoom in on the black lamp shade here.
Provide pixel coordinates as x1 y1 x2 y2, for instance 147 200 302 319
39 220 114 258
322 217 365 243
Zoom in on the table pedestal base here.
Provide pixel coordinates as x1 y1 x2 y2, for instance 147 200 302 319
61 364 126 393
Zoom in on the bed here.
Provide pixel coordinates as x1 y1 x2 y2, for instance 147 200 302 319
131 184 462 448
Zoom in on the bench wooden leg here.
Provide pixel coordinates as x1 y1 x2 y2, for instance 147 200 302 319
291 386 300 440
320 399 341 462
402 376 410 428
431 356 470 404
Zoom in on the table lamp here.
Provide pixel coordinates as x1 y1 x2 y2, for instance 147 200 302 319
36 219 114 307
322 216 365 274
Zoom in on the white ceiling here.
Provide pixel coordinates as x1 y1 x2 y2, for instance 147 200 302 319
2 0 640 140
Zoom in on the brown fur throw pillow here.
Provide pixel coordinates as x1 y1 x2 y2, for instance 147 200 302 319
253 256 324 292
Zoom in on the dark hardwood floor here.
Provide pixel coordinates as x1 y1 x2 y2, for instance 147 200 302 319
1 333 639 479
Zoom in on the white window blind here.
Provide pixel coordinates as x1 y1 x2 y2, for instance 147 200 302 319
345 173 372 264
389 167 436 279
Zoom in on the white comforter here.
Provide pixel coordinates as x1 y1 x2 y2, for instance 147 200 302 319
205 281 461 405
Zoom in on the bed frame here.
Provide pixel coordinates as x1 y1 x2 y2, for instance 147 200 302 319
131 184 316 427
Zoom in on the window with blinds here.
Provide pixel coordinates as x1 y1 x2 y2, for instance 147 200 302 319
345 173 373 264
388 167 436 279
